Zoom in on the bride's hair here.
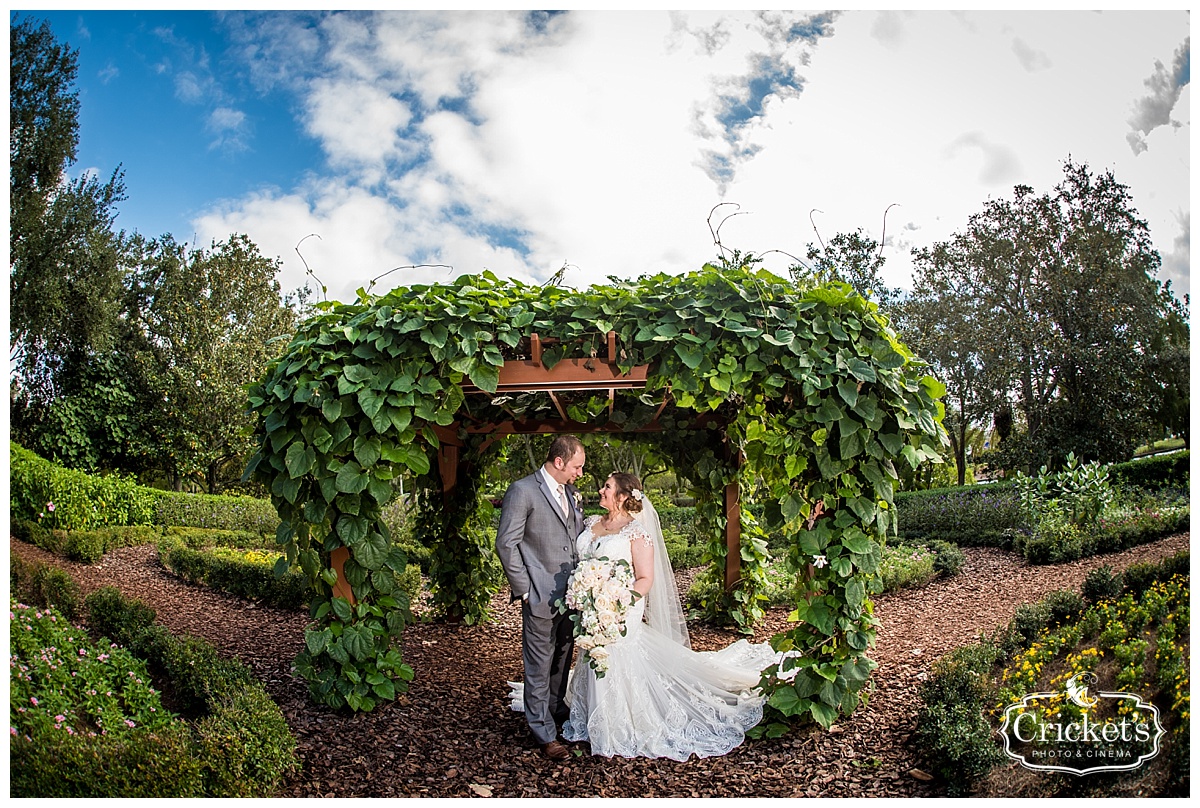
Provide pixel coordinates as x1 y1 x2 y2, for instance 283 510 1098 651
609 472 644 514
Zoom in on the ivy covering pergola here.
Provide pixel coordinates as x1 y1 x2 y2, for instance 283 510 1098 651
245 263 946 724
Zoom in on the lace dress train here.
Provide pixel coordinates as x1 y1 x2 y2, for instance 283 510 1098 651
542 517 790 761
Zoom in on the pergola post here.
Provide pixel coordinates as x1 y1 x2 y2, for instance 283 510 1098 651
723 439 743 592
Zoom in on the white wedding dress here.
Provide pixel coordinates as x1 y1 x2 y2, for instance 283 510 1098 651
511 514 791 761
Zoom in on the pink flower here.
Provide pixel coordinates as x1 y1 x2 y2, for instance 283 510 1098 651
55 715 65 723
46 502 55 512
29 697 38 706
124 720 135 728
9 727 16 736
78 648 87 656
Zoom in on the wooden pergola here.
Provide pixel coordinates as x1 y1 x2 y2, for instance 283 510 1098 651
429 331 747 592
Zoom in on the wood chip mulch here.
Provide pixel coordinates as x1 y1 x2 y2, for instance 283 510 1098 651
8 531 1190 797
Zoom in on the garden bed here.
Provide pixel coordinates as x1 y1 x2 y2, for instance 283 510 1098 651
8 531 1189 797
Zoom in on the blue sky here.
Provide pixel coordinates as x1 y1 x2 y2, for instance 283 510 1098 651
16 8 1191 304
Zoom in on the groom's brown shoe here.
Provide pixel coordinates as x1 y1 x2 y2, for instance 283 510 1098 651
540 740 570 761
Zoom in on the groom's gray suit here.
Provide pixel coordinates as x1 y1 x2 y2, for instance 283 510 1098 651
495 468 583 745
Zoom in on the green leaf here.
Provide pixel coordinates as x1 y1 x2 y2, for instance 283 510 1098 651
840 530 873 554
321 397 343 422
767 685 807 717
305 629 328 656
354 436 382 468
336 462 370 494
845 358 877 383
352 530 390 570
810 701 839 729
836 379 859 408
331 596 353 622
674 343 704 370
343 364 374 384
285 441 315 479
336 514 369 545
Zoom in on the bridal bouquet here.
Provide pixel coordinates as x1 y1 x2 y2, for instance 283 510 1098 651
557 556 636 678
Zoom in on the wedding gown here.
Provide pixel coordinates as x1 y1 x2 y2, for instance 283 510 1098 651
511 515 790 761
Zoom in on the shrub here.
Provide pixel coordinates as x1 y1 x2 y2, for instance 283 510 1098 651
163 526 274 550
1014 507 1088 564
9 599 201 797
81 588 299 794
913 643 1005 795
894 484 1025 546
1042 589 1085 628
11 724 204 797
10 557 82 620
878 543 937 592
1120 551 1188 599
10 442 155 530
1082 565 1123 606
1110 450 1190 490
149 489 282 533
159 543 310 611
925 539 966 577
663 525 706 570
11 518 58 553
1007 602 1050 650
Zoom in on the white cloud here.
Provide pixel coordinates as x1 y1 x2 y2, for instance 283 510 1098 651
196 9 1190 304
207 106 249 152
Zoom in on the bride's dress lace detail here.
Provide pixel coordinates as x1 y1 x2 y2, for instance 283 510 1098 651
555 515 785 761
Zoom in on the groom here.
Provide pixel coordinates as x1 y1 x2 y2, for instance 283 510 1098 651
495 435 586 761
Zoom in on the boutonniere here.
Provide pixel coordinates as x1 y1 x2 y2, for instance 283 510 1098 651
572 490 583 508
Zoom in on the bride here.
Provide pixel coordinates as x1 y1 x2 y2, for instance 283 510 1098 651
511 471 794 761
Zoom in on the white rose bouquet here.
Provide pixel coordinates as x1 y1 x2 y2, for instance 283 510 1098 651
556 555 637 678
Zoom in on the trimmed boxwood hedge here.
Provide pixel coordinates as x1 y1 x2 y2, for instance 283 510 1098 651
82 586 299 795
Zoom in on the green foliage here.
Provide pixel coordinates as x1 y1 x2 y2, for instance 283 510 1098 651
121 233 301 492
161 525 275 550
917 550 1191 795
923 539 966 577
9 598 204 797
894 483 1024 546
80 587 299 794
10 557 82 619
245 264 944 720
10 442 156 530
1111 450 1189 490
904 159 1185 472
10 18 129 436
877 543 937 592
1081 565 1123 606
913 643 1005 795
418 440 503 625
150 489 282 533
1014 452 1115 526
158 542 312 610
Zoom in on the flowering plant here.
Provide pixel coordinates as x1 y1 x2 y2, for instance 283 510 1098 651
556 556 637 677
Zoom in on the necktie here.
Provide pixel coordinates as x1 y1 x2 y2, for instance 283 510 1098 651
558 485 569 518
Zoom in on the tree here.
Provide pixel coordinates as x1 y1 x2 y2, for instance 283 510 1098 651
899 274 1001 486
905 158 1181 471
122 234 302 492
795 227 900 311
10 16 127 406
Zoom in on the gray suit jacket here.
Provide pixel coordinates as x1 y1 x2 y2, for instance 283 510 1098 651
495 470 584 619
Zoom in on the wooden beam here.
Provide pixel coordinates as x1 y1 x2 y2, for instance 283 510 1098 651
723 441 744 593
460 359 650 394
547 390 569 422
530 333 542 365
330 546 356 605
606 330 617 363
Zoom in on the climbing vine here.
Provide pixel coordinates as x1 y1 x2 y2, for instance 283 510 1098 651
246 262 945 719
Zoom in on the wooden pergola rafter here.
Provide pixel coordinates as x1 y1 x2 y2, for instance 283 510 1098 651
435 331 746 592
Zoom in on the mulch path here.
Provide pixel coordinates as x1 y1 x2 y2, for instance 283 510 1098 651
8 531 1190 797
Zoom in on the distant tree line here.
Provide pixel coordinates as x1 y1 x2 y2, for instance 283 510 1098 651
794 161 1189 486
10 16 306 493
